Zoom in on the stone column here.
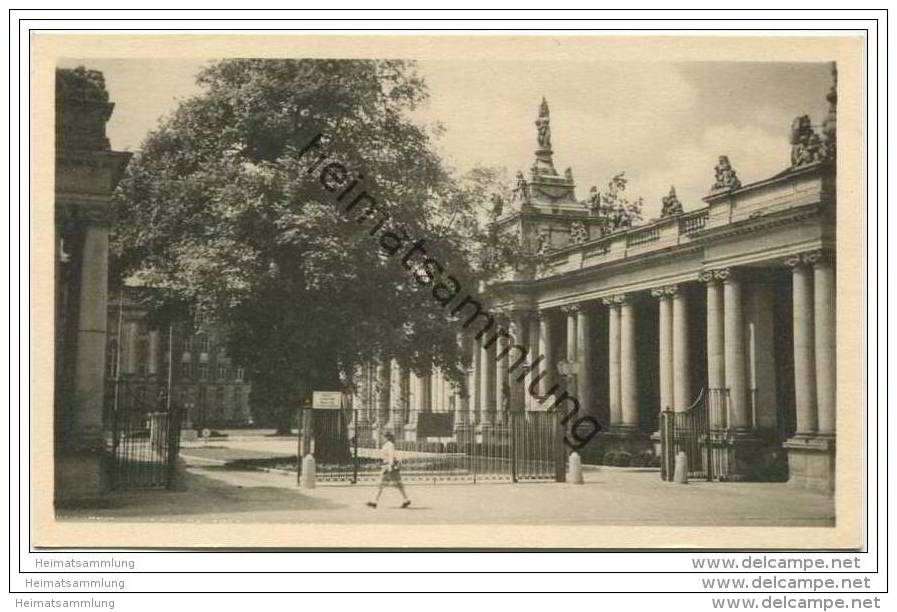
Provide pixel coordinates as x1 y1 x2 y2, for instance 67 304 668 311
813 254 836 435
604 297 622 427
563 305 579 401
470 335 482 424
620 296 639 428
376 360 391 426
783 252 835 493
537 311 555 404
789 258 818 434
456 332 471 427
494 317 509 423
746 281 777 430
509 312 528 412
720 269 749 431
526 314 541 411
72 224 110 443
576 305 593 416
702 271 727 428
147 330 160 376
480 334 497 425
672 287 690 412
653 287 673 414
125 321 139 375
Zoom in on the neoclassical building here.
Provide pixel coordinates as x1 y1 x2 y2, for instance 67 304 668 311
350 69 838 493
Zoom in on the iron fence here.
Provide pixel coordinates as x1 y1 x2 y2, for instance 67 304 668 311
106 379 183 489
299 408 562 484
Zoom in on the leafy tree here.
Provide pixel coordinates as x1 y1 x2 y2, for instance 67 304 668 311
591 172 644 232
113 59 505 432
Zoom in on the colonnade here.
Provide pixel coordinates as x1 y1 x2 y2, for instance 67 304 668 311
351 251 836 463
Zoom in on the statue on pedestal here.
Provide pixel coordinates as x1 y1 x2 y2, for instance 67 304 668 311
711 155 742 191
569 221 588 245
660 185 683 217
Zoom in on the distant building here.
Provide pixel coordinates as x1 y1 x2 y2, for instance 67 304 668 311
105 286 253 430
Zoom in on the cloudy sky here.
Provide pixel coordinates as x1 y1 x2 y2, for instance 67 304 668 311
59 58 832 219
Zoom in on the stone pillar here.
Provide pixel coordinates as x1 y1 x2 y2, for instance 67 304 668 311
537 311 555 404
813 254 836 435
72 224 110 444
509 312 528 412
480 334 497 425
576 306 593 416
124 321 139 375
563 305 579 401
604 297 622 427
469 335 481 424
455 333 471 427
147 330 160 376
376 360 391 426
720 269 749 431
672 287 690 412
702 272 727 429
783 251 835 493
526 314 541 411
620 296 638 428
494 318 510 423
745 282 777 430
790 260 818 434
653 287 673 413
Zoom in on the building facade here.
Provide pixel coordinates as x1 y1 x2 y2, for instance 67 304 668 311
351 68 838 493
54 67 132 503
105 287 253 430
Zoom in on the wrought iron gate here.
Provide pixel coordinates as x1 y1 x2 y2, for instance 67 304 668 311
660 389 713 481
107 380 183 489
300 408 562 484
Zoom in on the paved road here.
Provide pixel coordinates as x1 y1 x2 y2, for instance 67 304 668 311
59 448 835 526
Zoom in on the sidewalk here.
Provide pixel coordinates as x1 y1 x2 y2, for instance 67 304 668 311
58 454 835 526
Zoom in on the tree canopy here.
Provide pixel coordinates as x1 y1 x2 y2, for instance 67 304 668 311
113 59 515 431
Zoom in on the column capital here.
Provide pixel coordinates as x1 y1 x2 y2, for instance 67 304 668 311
650 285 678 298
785 250 832 268
713 267 737 283
560 303 582 314
601 293 628 306
700 267 736 282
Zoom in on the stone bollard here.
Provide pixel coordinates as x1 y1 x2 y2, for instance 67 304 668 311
299 454 316 489
567 451 584 484
673 451 688 484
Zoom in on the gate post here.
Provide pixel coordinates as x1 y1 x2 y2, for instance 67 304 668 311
555 410 566 483
352 408 359 484
661 408 673 482
510 411 518 483
165 400 184 490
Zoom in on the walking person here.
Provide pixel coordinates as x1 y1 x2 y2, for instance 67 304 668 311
366 432 411 509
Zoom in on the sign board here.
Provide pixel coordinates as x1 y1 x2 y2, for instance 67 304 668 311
312 391 343 410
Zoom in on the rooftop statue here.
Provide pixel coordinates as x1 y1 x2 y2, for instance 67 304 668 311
823 62 837 161
790 114 828 168
569 221 588 245
535 229 551 255
711 155 742 192
660 185 684 217
536 97 552 150
513 170 530 203
587 185 601 213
